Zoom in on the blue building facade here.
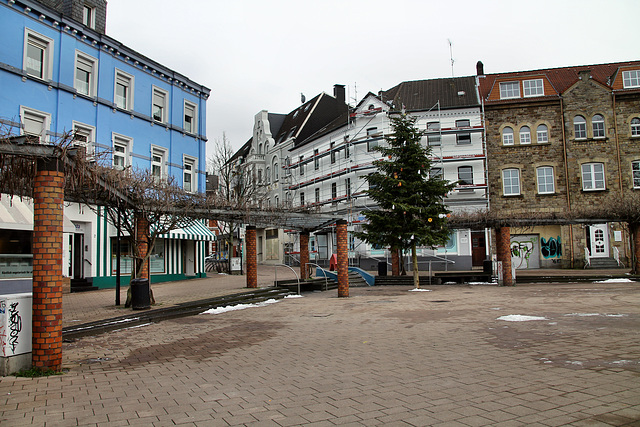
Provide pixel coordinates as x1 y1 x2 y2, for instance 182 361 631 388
0 0 213 290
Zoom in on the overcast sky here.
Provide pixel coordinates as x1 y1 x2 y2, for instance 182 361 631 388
105 0 639 155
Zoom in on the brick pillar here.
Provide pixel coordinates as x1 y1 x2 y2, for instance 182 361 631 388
246 226 257 288
496 227 513 286
336 220 349 297
391 248 400 276
300 231 310 280
135 215 150 280
32 160 64 371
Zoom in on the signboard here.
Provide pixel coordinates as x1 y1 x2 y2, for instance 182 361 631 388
230 257 242 272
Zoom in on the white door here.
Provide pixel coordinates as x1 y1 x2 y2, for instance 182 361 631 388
589 224 609 258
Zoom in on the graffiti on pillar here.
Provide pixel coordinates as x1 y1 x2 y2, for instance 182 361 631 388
8 302 22 353
0 300 5 356
541 236 562 259
511 238 536 269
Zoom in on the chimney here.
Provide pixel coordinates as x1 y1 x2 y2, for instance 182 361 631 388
333 84 345 104
476 61 484 76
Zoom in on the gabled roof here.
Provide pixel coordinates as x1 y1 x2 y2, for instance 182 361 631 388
478 60 640 103
380 76 480 111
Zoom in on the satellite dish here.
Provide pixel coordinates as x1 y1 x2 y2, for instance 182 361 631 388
301 93 306 104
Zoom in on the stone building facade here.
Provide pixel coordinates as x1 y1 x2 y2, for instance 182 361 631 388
479 61 640 269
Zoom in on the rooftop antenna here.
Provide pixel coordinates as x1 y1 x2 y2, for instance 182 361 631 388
448 39 454 77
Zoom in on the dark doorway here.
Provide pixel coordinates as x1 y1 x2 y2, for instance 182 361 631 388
471 231 486 267
73 233 84 279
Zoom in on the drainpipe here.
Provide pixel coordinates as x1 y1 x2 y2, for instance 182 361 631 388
560 97 574 268
612 92 623 193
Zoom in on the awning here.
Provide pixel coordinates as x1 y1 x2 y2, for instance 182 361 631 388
158 220 217 241
0 195 76 233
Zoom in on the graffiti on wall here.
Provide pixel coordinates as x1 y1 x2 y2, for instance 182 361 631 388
541 236 562 259
511 238 537 269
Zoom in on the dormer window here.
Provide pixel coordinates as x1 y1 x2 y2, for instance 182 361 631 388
523 79 544 97
83 6 96 29
499 82 520 99
622 70 640 88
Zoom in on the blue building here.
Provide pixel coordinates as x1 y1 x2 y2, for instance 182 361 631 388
0 0 214 291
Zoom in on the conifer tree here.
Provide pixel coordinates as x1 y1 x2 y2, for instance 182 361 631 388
357 114 456 287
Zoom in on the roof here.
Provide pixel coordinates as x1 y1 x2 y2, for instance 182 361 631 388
478 60 640 103
380 76 480 111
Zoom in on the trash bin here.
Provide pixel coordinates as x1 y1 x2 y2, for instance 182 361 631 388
483 259 493 275
378 261 387 276
130 278 150 310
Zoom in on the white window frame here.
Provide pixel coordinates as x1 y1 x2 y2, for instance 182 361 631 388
523 79 544 97
331 182 337 200
112 133 132 169
458 166 473 186
430 168 443 179
574 116 587 140
632 161 640 189
499 81 520 99
315 187 320 203
519 126 531 144
273 159 279 182
502 127 514 146
152 86 169 123
82 5 96 29
592 114 605 139
151 146 167 181
20 106 51 143
184 101 197 134
345 177 351 198
314 149 320 170
299 156 304 176
300 192 305 206
183 156 197 193
622 70 640 89
536 124 549 143
631 118 640 137
427 134 441 146
581 163 605 191
24 28 54 81
74 50 98 97
114 69 134 110
72 121 96 157
502 168 521 196
536 166 555 194
456 133 471 145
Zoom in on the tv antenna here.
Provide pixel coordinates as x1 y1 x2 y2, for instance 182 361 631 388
448 39 455 77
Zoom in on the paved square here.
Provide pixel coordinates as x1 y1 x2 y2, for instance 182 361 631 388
1 282 639 426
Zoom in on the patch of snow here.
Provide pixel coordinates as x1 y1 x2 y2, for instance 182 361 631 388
497 315 547 322
594 278 636 283
548 322 558 325
566 361 583 366
285 294 303 299
201 298 280 315
409 288 432 292
611 360 633 365
606 314 627 317
490 307 502 310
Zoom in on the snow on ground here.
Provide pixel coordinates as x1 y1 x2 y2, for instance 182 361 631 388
497 315 547 322
594 278 636 283
284 294 303 299
201 298 280 315
409 288 432 292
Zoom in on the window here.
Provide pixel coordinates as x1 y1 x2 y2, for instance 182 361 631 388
274 195 279 207
458 166 473 186
72 121 95 156
536 124 549 143
151 147 166 181
427 121 440 131
285 157 291 175
82 5 95 29
299 156 304 176
257 169 262 183
574 116 587 139
427 135 441 146
330 142 336 164
455 119 470 128
183 157 196 192
523 79 544 97
592 114 605 138
456 133 471 145
581 163 605 190
331 182 337 199
502 168 520 196
536 166 555 194
314 149 319 170
300 192 305 206
20 106 50 143
273 161 279 181
623 70 640 89
258 143 263 155
75 51 97 97
499 82 520 99
631 118 640 137
345 178 351 198
345 139 350 158
184 101 197 134
633 161 640 188
367 127 379 151
502 127 514 145
519 126 531 144
24 29 53 80
112 134 131 169
152 87 168 123
315 188 320 203
430 168 443 179
114 69 134 110
265 167 270 184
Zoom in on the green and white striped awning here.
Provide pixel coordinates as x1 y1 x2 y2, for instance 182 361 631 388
158 220 216 241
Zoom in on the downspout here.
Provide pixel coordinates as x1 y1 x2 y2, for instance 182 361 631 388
560 97 574 268
612 92 623 193
476 75 491 260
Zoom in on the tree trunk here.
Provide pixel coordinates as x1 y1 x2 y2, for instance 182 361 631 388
412 241 419 288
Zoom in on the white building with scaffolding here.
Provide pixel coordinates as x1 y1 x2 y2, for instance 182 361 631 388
235 78 489 271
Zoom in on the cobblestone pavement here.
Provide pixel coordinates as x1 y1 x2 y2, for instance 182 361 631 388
1 281 639 426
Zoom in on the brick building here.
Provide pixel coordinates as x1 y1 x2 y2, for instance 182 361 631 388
478 60 640 269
